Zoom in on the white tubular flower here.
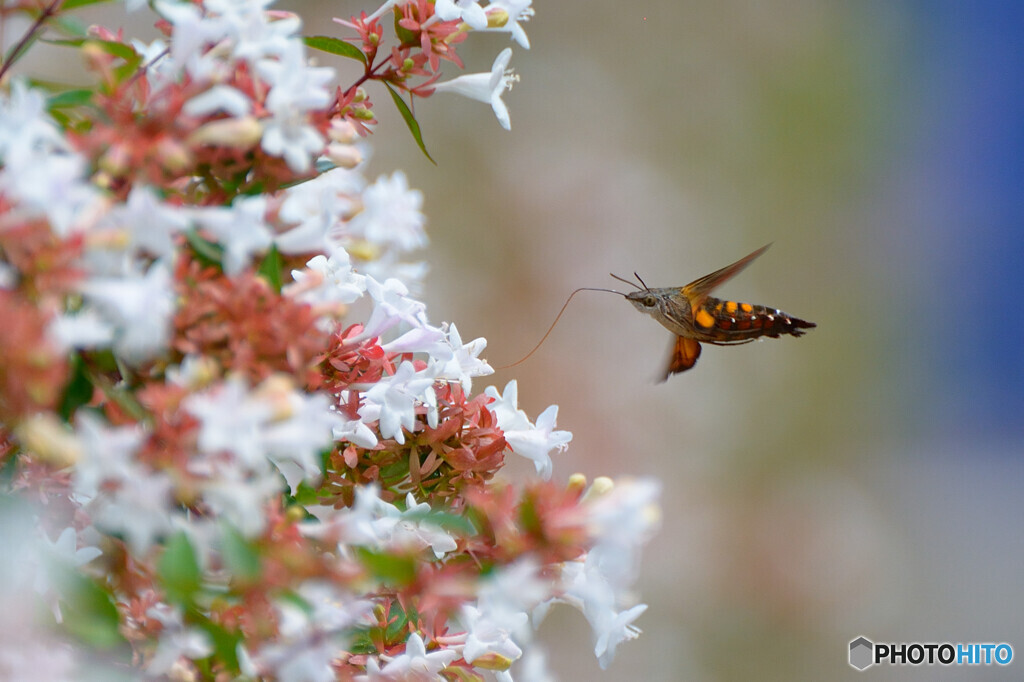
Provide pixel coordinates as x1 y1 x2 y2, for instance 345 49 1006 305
434 0 488 29
288 247 366 307
380 633 458 678
358 361 436 444
483 0 534 49
430 48 518 130
348 171 427 252
79 260 175 364
484 381 572 479
426 323 493 393
257 42 334 173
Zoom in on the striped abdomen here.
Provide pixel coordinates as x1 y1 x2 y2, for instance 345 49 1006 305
692 296 816 343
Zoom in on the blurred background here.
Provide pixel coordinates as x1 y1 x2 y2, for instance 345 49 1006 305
24 0 1024 679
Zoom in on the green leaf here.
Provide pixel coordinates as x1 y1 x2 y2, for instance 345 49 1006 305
380 457 411 482
88 38 138 61
48 38 136 60
383 82 436 165
59 570 125 648
347 626 378 655
357 548 416 587
304 36 366 65
292 480 320 506
200 620 241 672
58 353 94 420
62 0 116 9
52 16 89 39
185 228 225 270
385 604 415 641
47 88 94 110
112 56 144 84
256 244 283 293
418 510 475 536
393 11 417 46
158 532 202 605
220 524 262 582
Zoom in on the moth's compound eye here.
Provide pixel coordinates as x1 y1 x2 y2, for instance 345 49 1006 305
642 295 657 308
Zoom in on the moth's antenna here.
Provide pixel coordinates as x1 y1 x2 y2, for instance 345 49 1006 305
496 287 623 369
610 273 642 290
633 272 650 290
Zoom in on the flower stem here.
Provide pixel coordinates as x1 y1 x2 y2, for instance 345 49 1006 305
0 0 66 82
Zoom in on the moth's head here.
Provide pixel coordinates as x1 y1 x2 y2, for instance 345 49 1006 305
611 272 665 319
625 289 662 316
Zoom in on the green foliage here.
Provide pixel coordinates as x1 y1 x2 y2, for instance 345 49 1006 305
304 36 367 65
185 229 226 270
59 569 125 648
384 83 436 165
58 353 93 421
62 0 117 10
220 524 262 582
158 532 202 606
256 244 284 293
357 548 416 587
47 88 94 111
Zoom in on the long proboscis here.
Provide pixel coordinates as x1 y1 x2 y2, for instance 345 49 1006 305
495 287 624 370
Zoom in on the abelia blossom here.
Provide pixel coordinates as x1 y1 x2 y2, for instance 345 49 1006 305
485 380 572 479
434 0 488 30
146 605 214 675
380 632 459 678
431 47 517 130
483 0 534 49
347 171 427 252
288 247 367 308
426 323 494 393
257 41 335 172
359 360 437 444
190 196 274 275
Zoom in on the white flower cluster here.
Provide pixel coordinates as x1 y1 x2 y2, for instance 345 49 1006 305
150 0 332 173
338 479 660 679
0 60 570 556
304 486 458 559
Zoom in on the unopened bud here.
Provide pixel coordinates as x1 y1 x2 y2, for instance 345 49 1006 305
353 87 369 103
188 116 263 149
329 119 359 144
80 41 108 69
352 107 375 121
285 504 307 524
14 413 82 467
468 652 514 671
581 475 614 502
346 240 380 262
567 472 588 496
326 142 363 169
255 374 297 421
98 143 131 176
156 137 193 172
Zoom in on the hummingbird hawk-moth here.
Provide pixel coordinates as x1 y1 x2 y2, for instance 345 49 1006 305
500 244 815 380
614 244 816 380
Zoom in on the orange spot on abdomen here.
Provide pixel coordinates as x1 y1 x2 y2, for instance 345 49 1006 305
695 308 715 329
